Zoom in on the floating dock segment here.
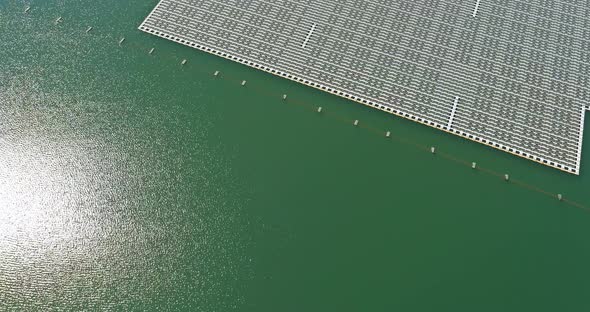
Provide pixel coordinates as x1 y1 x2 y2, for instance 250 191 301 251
472 0 482 17
448 96 460 129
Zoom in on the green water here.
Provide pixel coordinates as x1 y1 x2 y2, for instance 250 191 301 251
1 0 589 310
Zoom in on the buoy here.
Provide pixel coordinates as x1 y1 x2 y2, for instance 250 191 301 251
213 70 219 77
317 107 322 113
557 194 563 201
472 162 477 169
353 120 359 126
149 48 155 55
55 16 62 24
386 131 391 138
241 80 247 86
25 6 30 13
181 59 187 65
282 94 287 100
504 174 510 181
118 37 125 45
431 147 436 154
86 26 93 33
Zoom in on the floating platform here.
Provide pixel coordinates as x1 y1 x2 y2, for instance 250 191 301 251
139 0 590 174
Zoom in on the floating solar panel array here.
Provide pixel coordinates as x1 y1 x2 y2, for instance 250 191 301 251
139 0 590 174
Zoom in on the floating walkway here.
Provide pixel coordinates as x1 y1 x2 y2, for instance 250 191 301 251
139 0 590 174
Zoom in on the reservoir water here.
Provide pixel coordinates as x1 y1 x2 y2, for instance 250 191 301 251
1 1 589 310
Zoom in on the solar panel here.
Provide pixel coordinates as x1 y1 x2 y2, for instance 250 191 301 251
139 0 589 174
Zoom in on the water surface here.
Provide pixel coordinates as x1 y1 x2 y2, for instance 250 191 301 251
0 1 589 311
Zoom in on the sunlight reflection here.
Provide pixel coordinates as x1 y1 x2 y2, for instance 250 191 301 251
0 138 93 265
